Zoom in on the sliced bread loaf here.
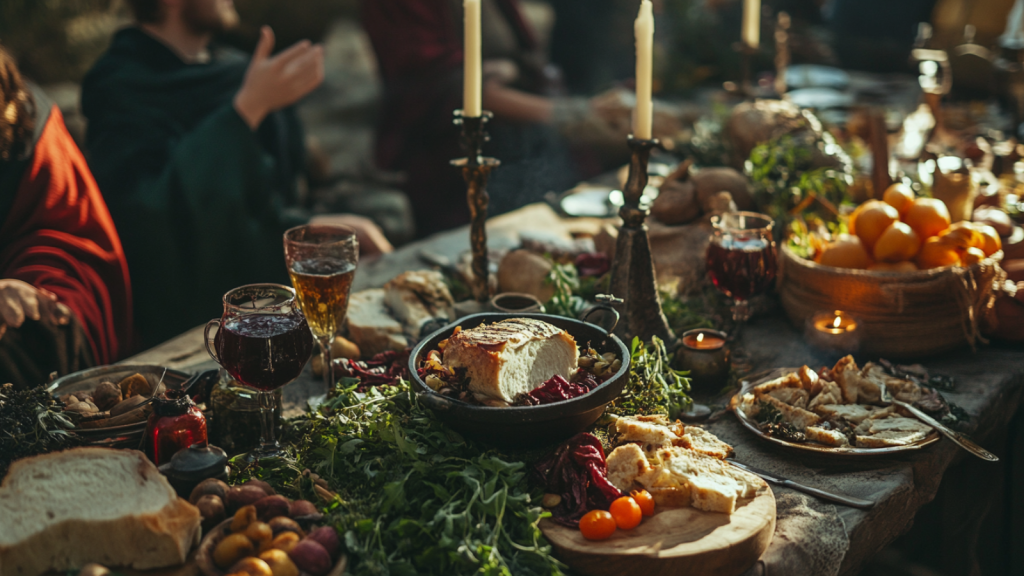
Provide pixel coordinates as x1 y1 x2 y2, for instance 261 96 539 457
0 448 201 576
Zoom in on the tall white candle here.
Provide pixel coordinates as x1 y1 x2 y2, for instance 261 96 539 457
634 0 653 140
742 0 760 49
464 0 482 117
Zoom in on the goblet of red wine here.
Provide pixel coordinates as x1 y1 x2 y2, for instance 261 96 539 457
706 212 777 331
204 284 314 461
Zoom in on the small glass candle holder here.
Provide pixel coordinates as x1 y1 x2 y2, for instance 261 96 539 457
676 329 731 396
805 310 861 354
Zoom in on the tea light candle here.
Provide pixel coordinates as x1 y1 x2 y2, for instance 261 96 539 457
676 329 731 396
805 310 861 353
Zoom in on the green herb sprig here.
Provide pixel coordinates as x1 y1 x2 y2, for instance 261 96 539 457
609 336 692 419
0 383 83 478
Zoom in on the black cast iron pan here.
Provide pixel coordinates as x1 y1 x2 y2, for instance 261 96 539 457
408 309 630 448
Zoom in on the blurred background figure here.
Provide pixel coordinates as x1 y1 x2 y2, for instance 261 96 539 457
81 0 392 349
0 46 132 388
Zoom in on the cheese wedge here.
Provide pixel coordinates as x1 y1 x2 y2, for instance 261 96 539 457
441 318 578 402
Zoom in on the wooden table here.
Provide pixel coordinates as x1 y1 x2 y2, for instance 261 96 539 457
125 203 1024 576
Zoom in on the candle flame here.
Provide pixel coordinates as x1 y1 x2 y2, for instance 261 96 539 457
833 316 842 328
697 333 705 343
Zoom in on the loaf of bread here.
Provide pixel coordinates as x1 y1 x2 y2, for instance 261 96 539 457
441 318 578 402
0 448 202 576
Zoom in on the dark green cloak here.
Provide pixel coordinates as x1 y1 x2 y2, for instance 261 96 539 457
82 28 307 349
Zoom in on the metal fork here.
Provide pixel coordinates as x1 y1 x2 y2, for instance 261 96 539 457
878 382 998 462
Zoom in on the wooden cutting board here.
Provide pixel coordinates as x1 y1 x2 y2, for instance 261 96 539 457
540 485 775 576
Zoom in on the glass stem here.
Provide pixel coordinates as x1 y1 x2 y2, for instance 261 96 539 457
258 390 277 449
320 337 333 392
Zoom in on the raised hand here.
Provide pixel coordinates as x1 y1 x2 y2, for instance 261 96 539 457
234 26 325 129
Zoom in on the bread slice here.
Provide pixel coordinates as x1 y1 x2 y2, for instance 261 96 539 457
652 447 764 514
808 380 843 412
675 426 734 459
0 448 201 576
615 416 679 449
752 372 802 397
442 318 578 402
798 366 823 396
855 429 931 447
345 289 409 356
605 444 652 492
383 270 454 338
861 363 922 404
832 355 861 404
805 426 850 447
815 403 881 424
761 395 822 430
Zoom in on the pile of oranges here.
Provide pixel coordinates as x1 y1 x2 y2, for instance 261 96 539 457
816 184 1002 272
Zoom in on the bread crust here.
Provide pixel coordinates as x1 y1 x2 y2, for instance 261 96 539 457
0 449 201 576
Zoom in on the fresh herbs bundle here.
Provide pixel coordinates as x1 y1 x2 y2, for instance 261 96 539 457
609 336 692 419
274 382 565 576
545 262 587 319
0 383 83 478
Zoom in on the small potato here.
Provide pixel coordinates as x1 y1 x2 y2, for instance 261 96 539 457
330 336 360 360
258 549 299 576
65 401 98 415
213 533 256 569
268 517 304 537
254 495 290 521
288 500 318 519
242 479 277 496
190 478 229 505
268 532 301 554
228 486 269 511
109 395 148 417
244 521 273 544
287 540 332 576
196 494 226 530
306 526 341 560
92 381 122 411
228 557 273 576
118 373 151 398
231 505 258 533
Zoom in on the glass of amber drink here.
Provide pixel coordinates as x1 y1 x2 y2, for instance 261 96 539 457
283 225 358 392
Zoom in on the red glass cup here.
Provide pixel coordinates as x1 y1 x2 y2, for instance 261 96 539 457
706 212 777 328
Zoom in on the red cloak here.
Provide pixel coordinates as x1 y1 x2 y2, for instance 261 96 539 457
0 106 133 365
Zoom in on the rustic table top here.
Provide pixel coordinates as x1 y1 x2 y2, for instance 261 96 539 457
125 203 1024 576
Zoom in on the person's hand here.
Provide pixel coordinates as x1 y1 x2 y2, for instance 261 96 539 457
308 214 395 257
0 280 72 339
234 26 324 130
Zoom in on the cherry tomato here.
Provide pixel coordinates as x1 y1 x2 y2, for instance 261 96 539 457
609 496 642 530
631 489 655 517
579 510 616 540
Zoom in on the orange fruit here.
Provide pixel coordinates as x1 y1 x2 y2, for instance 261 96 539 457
882 183 915 216
851 200 899 251
868 261 918 272
961 246 986 267
817 235 872 269
973 224 1002 256
873 222 921 263
937 222 983 252
916 236 961 269
903 198 951 239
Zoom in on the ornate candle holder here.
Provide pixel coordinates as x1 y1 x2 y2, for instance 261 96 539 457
452 110 500 302
608 136 674 343
773 12 790 97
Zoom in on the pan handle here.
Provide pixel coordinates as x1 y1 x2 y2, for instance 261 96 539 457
579 295 622 336
416 391 454 412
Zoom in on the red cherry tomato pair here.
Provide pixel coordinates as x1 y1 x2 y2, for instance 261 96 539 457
578 490 656 541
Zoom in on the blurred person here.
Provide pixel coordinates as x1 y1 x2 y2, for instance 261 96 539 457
363 0 605 237
82 0 393 349
0 47 132 388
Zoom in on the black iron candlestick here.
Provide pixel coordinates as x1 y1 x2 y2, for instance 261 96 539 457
452 110 500 302
608 135 674 344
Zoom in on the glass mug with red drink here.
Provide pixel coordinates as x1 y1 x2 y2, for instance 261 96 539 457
204 284 313 461
706 212 777 329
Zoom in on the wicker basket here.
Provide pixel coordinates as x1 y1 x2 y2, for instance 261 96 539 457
778 245 1005 358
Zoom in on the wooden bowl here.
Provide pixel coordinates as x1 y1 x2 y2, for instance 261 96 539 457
196 519 346 576
408 312 631 449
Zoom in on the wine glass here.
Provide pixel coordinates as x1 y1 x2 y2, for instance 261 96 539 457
706 211 777 333
283 225 358 392
204 284 314 461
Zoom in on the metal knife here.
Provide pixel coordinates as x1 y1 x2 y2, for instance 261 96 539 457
728 460 875 510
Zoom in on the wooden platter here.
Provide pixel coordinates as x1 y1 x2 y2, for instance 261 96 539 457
540 485 775 576
731 368 940 459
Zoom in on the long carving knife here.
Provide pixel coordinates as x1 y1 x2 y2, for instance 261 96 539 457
728 460 875 509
